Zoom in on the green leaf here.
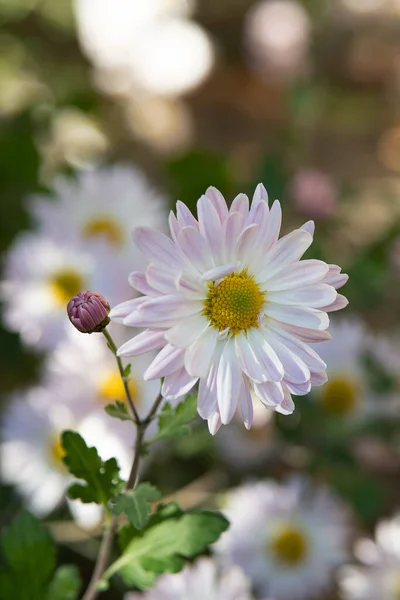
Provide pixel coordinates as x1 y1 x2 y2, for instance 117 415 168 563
104 401 134 422
112 483 162 530
150 395 198 443
62 431 122 506
123 364 132 378
46 566 81 600
103 503 229 589
0 511 56 600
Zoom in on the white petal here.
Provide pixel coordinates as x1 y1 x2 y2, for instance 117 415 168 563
168 210 179 241
124 295 203 327
262 259 329 291
267 331 310 384
300 220 315 236
207 410 222 435
109 297 147 323
134 227 182 269
184 326 218 377
201 263 238 282
144 345 185 380
311 371 328 386
230 193 249 216
236 333 269 383
275 387 295 415
205 187 229 223
240 382 253 429
265 304 329 331
323 265 349 289
217 339 242 424
165 314 209 348
237 224 259 264
146 263 179 294
267 284 337 308
223 212 245 261
285 380 311 395
177 226 214 272
197 195 223 262
253 381 284 407
197 361 219 419
280 321 332 342
128 271 158 296
323 294 349 312
263 199 282 251
266 325 327 373
176 200 198 229
252 182 269 205
117 330 166 357
259 229 313 280
162 368 198 400
247 328 284 382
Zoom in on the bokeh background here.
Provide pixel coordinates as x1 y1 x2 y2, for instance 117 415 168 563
2 1 400 599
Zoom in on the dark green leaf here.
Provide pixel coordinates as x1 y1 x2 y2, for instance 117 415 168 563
123 364 132 378
103 503 229 589
150 395 198 443
0 511 56 600
62 431 122 506
104 401 134 422
46 566 81 600
112 483 161 530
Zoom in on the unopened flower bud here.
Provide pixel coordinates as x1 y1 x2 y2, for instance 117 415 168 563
67 290 110 334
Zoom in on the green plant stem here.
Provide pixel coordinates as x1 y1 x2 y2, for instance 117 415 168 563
80 392 163 600
102 329 141 424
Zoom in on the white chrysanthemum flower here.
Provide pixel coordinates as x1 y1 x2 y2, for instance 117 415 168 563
312 318 399 421
339 514 400 600
44 329 161 442
0 387 131 529
0 233 129 349
110 184 348 432
125 557 253 600
216 479 349 600
29 165 166 257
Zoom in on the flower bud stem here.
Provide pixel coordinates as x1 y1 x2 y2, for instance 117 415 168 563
102 329 141 424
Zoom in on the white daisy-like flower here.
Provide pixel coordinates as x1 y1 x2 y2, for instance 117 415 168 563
339 514 400 600
216 479 349 600
0 233 129 349
110 184 348 432
44 328 161 443
0 387 131 529
125 557 253 600
312 318 399 421
29 165 166 258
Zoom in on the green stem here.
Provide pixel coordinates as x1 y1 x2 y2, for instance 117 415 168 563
102 329 141 424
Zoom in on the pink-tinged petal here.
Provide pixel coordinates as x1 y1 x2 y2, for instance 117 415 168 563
134 227 182 269
323 294 349 313
201 263 238 282
262 259 329 291
230 193 249 217
144 345 185 380
300 220 315 236
124 296 203 327
177 273 207 299
109 297 147 323
265 304 329 331
267 331 310 384
263 199 282 251
280 321 332 342
253 381 284 407
237 223 259 264
323 265 348 290
252 182 269 205
217 339 242 424
267 284 337 308
146 263 179 294
275 387 295 415
184 326 218 377
197 355 220 419
259 229 313 280
285 380 311 395
117 329 166 357
168 210 179 241
207 410 222 435
205 186 229 223
197 195 223 262
162 368 198 400
311 371 328 386
223 211 245 260
247 328 284 382
165 314 209 347
177 226 214 272
236 333 269 383
251 201 269 248
240 382 253 429
176 200 198 229
266 325 327 373
128 271 159 297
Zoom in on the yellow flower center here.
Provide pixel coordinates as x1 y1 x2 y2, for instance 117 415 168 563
203 270 265 335
49 269 84 306
49 435 66 468
270 524 308 566
320 376 359 416
98 371 136 404
82 217 123 248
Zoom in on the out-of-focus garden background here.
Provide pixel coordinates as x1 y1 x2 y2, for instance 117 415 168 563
2 1 400 599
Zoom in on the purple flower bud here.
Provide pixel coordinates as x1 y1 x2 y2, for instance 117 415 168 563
67 290 110 334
